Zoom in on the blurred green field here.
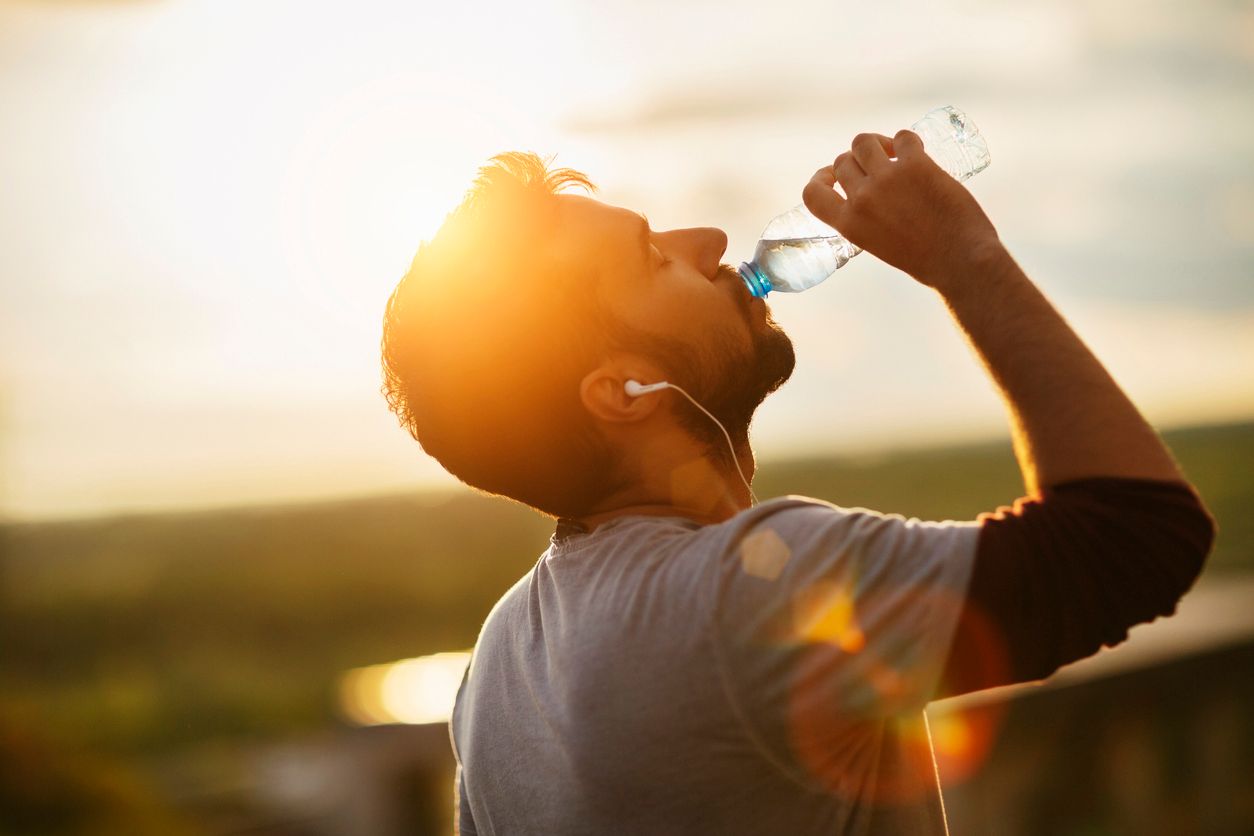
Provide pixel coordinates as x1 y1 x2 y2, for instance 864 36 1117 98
0 420 1250 817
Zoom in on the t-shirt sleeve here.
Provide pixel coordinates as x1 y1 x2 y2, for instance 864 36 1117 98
935 477 1216 699
710 501 979 782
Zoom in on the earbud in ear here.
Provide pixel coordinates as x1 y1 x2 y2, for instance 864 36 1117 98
620 377 758 504
625 379 670 397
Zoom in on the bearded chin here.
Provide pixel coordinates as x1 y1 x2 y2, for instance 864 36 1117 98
618 307 796 458
703 319 796 446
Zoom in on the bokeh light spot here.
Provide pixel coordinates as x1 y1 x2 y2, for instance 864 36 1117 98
338 651 471 726
740 526 792 581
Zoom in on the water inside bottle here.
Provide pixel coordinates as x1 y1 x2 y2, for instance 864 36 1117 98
742 106 989 296
754 236 862 292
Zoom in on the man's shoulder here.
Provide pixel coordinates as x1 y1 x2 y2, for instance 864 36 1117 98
715 495 943 546
710 495 981 591
475 564 535 637
730 495 982 539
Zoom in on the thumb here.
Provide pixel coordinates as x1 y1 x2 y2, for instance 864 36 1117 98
892 129 924 160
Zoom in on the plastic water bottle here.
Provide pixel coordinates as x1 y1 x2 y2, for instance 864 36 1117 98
738 106 991 297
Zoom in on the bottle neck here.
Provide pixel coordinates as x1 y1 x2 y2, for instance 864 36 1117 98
738 262 772 298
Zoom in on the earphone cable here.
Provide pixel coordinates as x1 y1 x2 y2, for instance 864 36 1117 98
661 383 757 506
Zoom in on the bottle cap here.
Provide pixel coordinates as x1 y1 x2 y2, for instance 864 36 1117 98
738 262 772 298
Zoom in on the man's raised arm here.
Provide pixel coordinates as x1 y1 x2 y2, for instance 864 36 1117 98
803 129 1216 696
915 204 1183 497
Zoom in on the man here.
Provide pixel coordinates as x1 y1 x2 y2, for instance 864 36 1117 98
380 132 1214 834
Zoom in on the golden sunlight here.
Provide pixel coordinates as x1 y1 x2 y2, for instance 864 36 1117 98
339 652 472 727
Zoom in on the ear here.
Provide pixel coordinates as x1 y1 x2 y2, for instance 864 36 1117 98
579 360 665 424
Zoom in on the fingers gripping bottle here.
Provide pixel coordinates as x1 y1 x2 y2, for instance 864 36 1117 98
738 106 992 297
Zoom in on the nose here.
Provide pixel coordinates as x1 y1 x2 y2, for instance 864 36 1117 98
655 227 729 279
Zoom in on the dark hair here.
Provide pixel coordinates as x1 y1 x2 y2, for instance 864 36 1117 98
380 152 625 518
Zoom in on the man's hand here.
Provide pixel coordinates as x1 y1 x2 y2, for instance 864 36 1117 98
804 129 1188 495
802 130 1001 293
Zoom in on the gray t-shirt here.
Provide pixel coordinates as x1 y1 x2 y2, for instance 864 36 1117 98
451 496 980 835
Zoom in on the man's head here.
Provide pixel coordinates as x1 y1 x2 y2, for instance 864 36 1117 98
381 152 795 518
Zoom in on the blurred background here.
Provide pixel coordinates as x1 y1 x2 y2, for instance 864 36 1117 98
1 0 1251 833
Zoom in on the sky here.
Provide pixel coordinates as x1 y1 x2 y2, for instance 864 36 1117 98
1 0 1252 521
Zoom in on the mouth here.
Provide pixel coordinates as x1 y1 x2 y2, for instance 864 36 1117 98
718 264 764 315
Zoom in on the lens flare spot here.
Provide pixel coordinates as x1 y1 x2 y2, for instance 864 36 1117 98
929 710 973 757
792 579 866 653
927 701 1005 784
866 658 908 700
740 526 792 581
668 457 727 515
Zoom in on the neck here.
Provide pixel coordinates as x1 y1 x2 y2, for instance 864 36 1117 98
574 441 756 531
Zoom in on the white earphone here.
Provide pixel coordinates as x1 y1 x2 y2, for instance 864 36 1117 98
624 379 669 397
623 379 757 505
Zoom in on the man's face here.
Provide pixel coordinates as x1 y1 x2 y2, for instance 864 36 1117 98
550 195 795 442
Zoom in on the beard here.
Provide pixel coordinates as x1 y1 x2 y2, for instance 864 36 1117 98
616 264 797 457
692 283 796 448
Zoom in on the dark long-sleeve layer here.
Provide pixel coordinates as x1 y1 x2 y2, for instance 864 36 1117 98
936 477 1217 700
